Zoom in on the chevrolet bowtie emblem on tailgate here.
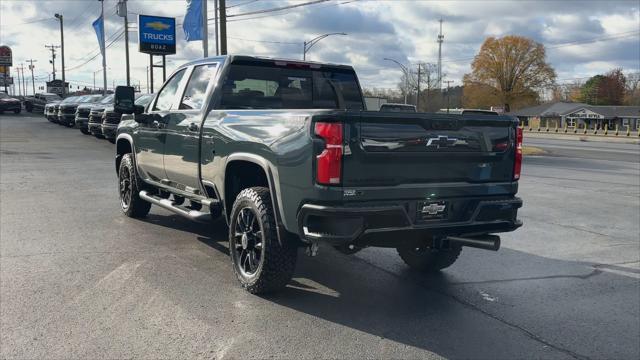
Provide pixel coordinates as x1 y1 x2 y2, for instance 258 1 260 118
421 202 447 216
145 21 171 31
426 135 460 148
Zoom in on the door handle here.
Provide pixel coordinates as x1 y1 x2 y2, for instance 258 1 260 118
188 122 199 132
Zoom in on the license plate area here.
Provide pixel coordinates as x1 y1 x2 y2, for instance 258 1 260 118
417 201 448 221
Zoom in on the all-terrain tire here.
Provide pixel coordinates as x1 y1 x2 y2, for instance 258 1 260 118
80 128 90 135
396 242 462 272
14 109 21 114
229 187 297 294
118 153 151 218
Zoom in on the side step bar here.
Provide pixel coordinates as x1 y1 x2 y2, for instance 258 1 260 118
446 235 501 251
139 190 216 223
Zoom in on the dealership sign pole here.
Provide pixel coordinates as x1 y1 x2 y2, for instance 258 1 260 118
138 15 176 93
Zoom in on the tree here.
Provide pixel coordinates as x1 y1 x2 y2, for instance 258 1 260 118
580 69 626 105
463 35 556 112
624 72 640 105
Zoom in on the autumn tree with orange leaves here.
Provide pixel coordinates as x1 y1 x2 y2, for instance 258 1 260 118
463 36 556 112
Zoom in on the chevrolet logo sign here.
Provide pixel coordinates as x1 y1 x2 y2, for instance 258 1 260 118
145 21 171 31
426 135 466 148
421 202 447 216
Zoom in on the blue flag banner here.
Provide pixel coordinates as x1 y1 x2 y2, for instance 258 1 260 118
92 15 105 56
183 0 203 41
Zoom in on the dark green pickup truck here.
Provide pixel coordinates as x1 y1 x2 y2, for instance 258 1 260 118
114 55 523 294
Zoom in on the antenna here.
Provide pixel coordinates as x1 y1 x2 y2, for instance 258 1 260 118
437 18 444 90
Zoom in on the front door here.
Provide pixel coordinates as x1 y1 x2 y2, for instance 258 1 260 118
163 63 219 192
135 68 188 182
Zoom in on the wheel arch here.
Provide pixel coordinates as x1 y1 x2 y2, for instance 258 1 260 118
115 134 135 173
224 153 286 244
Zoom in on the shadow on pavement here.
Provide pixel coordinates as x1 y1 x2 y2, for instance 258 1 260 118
137 211 640 360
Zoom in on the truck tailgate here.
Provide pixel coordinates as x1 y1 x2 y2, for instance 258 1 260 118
342 112 517 187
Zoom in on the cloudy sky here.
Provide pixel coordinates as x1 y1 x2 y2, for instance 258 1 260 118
1 0 639 95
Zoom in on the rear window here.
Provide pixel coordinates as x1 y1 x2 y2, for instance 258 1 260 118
219 62 364 110
380 104 416 112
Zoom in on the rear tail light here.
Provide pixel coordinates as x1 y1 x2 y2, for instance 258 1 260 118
314 122 343 185
514 127 523 180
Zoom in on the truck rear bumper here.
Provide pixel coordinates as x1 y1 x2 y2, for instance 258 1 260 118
297 197 522 246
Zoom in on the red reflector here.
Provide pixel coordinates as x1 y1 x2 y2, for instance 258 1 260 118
514 127 523 180
314 122 343 185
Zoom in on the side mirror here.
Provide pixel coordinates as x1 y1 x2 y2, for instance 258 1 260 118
114 86 135 114
134 104 145 115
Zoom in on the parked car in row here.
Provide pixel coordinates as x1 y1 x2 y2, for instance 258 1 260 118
24 93 61 113
87 95 115 138
102 93 154 143
58 95 104 127
0 92 22 114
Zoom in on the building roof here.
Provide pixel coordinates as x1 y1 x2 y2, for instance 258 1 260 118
510 102 640 118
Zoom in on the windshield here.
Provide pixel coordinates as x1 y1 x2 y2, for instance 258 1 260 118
82 95 102 103
135 94 154 106
219 61 364 110
99 95 114 104
61 97 78 103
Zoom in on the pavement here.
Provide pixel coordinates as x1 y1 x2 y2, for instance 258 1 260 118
1 114 639 359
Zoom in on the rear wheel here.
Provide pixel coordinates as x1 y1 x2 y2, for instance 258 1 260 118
118 153 151 218
396 240 462 272
14 109 21 114
80 128 90 135
229 187 297 294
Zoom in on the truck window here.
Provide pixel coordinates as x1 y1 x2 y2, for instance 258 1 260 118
219 62 364 110
180 64 218 110
154 69 187 111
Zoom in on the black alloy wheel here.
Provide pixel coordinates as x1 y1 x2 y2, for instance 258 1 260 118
232 207 264 276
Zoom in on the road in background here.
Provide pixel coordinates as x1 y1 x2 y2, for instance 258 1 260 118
1 115 639 359
525 136 639 162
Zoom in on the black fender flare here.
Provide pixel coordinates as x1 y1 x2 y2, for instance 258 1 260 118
224 153 287 245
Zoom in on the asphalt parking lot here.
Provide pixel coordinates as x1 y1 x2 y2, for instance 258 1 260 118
1 113 639 359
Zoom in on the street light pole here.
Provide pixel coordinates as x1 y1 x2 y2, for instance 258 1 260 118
303 32 347 61
99 0 107 95
384 58 410 104
54 13 65 95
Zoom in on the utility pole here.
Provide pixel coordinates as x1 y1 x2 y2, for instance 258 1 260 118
219 0 227 55
55 13 65 95
416 63 422 111
99 0 107 95
202 0 208 57
45 44 60 80
20 64 27 96
146 66 149 93
27 59 37 95
437 18 444 90
117 0 130 85
444 80 453 113
15 67 22 96
214 0 219 55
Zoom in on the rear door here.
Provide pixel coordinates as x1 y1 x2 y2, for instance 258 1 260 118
342 112 516 187
135 68 187 182
163 62 219 192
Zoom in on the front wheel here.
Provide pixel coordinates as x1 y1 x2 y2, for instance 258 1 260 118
118 153 151 218
80 128 90 135
396 241 462 272
14 109 21 114
229 187 297 294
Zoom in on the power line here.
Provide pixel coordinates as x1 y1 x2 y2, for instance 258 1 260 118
226 0 329 18
65 29 125 72
0 17 54 27
227 0 260 9
223 0 358 22
227 36 299 45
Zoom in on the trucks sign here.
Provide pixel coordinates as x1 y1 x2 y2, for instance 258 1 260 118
138 15 176 55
